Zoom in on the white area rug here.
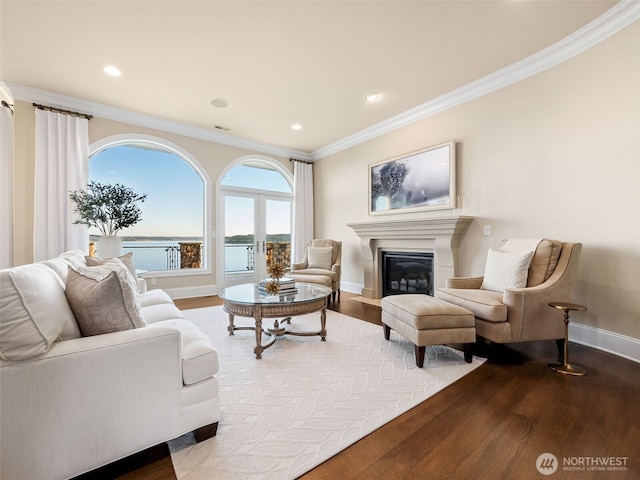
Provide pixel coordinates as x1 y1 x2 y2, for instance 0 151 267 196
169 306 485 480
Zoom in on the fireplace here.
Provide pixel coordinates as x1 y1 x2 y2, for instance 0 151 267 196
348 216 473 299
382 251 434 297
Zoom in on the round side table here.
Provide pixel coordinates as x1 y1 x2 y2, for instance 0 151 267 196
548 302 587 376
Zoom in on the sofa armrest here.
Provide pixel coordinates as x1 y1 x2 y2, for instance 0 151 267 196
446 276 483 289
0 326 182 480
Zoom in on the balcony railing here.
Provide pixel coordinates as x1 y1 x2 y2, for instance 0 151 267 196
95 240 291 273
225 242 291 273
117 242 203 271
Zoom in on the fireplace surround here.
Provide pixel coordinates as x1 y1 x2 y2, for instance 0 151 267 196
347 216 473 299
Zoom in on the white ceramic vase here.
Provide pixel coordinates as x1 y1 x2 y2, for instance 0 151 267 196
97 235 123 259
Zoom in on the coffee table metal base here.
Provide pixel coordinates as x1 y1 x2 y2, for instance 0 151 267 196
224 298 328 359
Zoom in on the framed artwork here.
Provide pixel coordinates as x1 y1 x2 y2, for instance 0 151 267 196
369 140 456 215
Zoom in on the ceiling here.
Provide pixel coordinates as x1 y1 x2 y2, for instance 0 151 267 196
1 1 618 156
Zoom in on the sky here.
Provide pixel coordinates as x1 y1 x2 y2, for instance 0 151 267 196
89 145 292 238
90 145 204 237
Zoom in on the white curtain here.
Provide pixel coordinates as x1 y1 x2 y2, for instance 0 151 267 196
34 109 89 261
0 103 14 268
291 161 314 263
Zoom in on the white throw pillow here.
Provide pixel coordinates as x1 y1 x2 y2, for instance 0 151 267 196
65 258 146 337
307 246 333 270
481 248 534 293
86 252 139 292
0 264 78 361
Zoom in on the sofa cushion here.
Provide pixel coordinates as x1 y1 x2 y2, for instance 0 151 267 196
481 249 534 293
0 264 79 361
139 289 175 308
86 252 139 291
436 288 507 322
307 246 333 269
148 319 219 385
65 259 146 337
141 302 185 324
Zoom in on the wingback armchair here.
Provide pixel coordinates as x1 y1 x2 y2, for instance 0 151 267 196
291 239 342 302
436 239 582 359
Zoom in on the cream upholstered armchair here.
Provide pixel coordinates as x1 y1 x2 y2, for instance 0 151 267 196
436 239 582 360
291 239 342 302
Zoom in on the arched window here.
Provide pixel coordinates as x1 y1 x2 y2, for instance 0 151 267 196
89 134 210 275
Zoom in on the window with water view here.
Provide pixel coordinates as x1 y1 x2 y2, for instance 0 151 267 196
90 143 205 272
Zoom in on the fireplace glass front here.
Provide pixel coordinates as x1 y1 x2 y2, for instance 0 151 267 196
382 251 434 297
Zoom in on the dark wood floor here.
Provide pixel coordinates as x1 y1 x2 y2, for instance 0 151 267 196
83 292 638 480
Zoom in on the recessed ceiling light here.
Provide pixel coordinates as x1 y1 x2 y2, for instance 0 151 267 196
104 65 122 77
365 92 380 102
291 124 302 130
210 98 229 109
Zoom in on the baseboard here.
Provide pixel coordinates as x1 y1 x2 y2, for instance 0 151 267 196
163 284 217 300
341 281 364 295
569 323 640 364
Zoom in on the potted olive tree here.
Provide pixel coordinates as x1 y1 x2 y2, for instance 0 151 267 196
69 181 147 258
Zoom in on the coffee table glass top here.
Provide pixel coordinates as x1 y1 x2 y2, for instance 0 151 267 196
219 282 332 305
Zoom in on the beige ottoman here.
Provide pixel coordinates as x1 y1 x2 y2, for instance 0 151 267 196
381 294 476 367
289 274 334 302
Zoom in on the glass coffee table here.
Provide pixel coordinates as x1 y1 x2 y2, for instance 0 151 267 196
219 282 332 359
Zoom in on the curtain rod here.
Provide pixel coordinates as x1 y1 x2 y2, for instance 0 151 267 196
289 157 313 165
1 100 13 113
33 103 93 120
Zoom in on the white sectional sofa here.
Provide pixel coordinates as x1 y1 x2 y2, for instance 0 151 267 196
0 251 220 480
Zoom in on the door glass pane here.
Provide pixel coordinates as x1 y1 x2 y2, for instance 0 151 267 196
225 196 255 274
265 199 291 269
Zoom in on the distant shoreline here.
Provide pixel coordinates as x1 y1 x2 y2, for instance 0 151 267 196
89 236 202 242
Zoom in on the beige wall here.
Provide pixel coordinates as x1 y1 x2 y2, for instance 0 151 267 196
314 22 639 340
11 107 292 291
9 21 638 342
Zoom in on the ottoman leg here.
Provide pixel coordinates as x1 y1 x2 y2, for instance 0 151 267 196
415 345 425 368
463 343 473 363
383 324 391 341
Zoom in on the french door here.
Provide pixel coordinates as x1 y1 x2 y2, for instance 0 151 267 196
221 190 292 289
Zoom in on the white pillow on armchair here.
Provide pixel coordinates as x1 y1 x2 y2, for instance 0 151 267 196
481 248 534 293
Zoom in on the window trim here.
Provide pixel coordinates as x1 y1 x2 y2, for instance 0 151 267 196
89 133 212 277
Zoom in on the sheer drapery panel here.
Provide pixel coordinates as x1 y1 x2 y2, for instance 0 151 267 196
1 103 14 268
33 109 89 261
291 161 313 263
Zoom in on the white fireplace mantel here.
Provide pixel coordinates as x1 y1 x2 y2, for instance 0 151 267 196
347 216 474 299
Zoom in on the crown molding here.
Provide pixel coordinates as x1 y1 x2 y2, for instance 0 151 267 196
311 0 640 160
4 2 637 162
2 82 314 162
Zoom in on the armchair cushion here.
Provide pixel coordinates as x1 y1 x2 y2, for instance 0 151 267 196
437 287 506 322
65 259 146 337
480 249 534 293
307 246 333 269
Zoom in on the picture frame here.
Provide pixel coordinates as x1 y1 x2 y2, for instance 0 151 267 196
369 140 456 215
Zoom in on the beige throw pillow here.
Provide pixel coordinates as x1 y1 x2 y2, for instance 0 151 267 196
65 259 146 337
481 249 534 293
307 246 333 270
